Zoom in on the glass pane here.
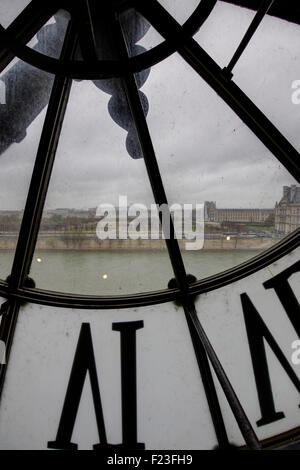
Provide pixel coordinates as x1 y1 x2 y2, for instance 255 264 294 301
0 301 216 450
196 2 300 152
32 79 174 295
232 14 300 153
158 0 199 25
142 50 298 281
0 0 31 28
120 10 163 55
0 60 54 280
195 1 256 67
27 10 70 60
194 246 300 446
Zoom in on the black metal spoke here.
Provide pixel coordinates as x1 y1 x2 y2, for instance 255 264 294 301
0 299 21 396
75 0 98 63
0 19 78 402
225 0 275 76
0 0 60 73
184 301 262 450
184 312 230 448
9 22 78 290
140 0 300 184
104 9 235 449
125 2 263 449
110 13 189 292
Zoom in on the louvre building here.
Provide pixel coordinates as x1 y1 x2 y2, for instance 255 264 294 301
275 185 300 234
205 201 273 223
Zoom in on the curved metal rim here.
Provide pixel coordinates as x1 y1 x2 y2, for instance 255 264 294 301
240 425 300 450
0 0 217 79
0 229 298 309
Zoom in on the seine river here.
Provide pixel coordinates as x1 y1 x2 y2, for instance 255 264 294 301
0 249 261 295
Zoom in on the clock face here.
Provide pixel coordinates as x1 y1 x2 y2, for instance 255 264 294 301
0 0 299 450
0 246 299 450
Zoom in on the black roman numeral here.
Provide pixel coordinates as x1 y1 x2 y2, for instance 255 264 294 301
263 260 300 337
48 321 144 450
241 290 300 427
241 259 300 426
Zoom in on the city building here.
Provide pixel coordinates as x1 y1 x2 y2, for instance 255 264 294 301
0 1 299 452
205 201 273 223
275 185 300 234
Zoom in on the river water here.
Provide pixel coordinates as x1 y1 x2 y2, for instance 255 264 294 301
0 249 261 295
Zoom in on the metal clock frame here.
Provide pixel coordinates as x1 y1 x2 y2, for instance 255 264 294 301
0 0 299 450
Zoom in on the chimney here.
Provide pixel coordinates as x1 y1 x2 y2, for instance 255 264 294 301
290 185 297 202
283 186 290 201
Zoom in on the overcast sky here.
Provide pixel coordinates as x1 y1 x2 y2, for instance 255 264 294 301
0 0 299 211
